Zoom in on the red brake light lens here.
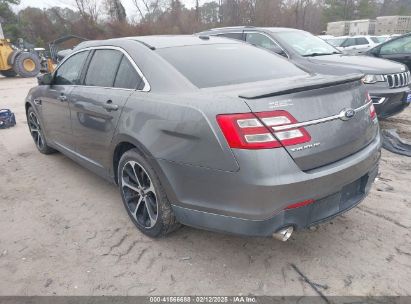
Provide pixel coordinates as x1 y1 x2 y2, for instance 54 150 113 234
216 111 311 150
366 92 377 120
369 103 377 120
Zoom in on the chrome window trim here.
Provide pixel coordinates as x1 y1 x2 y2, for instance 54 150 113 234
53 45 151 92
272 100 373 131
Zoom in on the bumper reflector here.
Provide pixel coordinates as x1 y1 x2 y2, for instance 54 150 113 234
284 199 315 210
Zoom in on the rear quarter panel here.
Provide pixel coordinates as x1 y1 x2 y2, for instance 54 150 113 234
113 92 251 172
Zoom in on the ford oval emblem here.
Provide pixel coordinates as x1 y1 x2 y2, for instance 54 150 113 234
339 108 355 121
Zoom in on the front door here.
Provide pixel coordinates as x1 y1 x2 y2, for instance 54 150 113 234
40 50 90 150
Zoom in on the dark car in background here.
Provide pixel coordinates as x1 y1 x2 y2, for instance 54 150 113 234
198 27 411 118
26 36 380 240
367 33 411 71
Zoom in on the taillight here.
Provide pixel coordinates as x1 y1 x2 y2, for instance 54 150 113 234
366 92 377 120
216 111 311 149
369 103 377 120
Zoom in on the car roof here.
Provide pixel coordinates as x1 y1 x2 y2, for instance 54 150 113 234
129 35 241 49
204 26 305 34
346 35 372 38
326 36 348 39
75 35 242 51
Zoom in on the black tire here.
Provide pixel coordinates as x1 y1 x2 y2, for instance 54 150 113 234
0 69 17 77
27 107 56 154
13 52 41 78
118 149 180 237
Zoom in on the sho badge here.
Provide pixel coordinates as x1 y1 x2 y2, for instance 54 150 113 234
290 142 321 152
269 99 293 109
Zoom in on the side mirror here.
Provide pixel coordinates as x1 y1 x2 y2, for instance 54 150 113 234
37 73 53 85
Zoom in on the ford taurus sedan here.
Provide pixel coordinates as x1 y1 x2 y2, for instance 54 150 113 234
26 36 381 240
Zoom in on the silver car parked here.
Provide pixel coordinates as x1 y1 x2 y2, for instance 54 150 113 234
26 36 381 240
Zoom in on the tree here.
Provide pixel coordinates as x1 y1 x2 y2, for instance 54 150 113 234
0 0 21 41
357 0 377 19
323 0 356 22
105 0 126 22
132 0 165 22
200 1 220 24
74 0 99 24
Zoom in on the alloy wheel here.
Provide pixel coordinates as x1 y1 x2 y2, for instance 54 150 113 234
28 112 45 150
121 160 158 228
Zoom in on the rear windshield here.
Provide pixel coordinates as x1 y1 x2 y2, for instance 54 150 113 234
157 44 305 88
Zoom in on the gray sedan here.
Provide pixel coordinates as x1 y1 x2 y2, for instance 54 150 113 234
26 36 381 240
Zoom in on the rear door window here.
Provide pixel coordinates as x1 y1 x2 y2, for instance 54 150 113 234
342 38 356 47
54 51 89 85
245 32 277 50
355 37 369 45
114 56 143 90
85 49 123 87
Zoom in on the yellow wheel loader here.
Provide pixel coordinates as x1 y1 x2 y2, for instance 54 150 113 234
0 23 41 78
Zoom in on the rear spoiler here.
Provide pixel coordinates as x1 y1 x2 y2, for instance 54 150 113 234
239 73 364 100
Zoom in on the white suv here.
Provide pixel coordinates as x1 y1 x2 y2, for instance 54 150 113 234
337 36 380 54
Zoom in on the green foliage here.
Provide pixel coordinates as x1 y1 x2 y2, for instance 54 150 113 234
357 0 377 19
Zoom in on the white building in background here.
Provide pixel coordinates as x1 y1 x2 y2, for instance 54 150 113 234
326 16 411 36
326 21 350 36
376 16 411 35
349 19 376 35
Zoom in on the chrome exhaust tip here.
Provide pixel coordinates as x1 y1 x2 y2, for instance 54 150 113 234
272 226 294 241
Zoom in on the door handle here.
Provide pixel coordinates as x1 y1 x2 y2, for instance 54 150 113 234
57 95 67 102
102 100 119 112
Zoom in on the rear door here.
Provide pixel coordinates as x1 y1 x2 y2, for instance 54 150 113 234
70 48 144 169
341 37 368 54
355 37 372 53
242 78 379 171
40 50 90 150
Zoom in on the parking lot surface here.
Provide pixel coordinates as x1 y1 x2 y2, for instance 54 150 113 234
0 77 410 296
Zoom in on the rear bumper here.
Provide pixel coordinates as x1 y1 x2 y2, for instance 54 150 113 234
158 134 381 236
368 85 410 119
173 165 378 237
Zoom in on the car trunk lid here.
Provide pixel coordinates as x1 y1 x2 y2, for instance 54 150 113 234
237 74 378 171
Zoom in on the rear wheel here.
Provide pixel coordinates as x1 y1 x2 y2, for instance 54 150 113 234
13 52 41 78
118 149 180 237
27 107 55 154
0 69 17 77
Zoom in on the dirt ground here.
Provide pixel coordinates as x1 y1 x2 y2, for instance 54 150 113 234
0 77 410 297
